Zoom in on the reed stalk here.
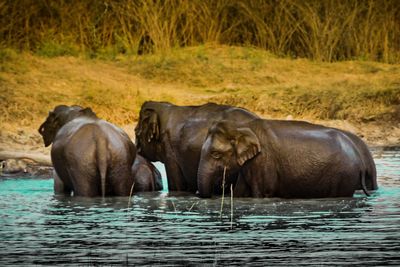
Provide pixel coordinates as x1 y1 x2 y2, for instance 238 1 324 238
230 184 233 229
171 199 177 213
219 166 227 218
188 201 199 212
127 181 135 211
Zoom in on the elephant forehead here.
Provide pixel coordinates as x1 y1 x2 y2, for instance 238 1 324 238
205 135 231 152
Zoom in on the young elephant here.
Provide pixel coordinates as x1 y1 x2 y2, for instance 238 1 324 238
197 119 375 198
131 154 163 192
135 101 258 193
39 105 158 197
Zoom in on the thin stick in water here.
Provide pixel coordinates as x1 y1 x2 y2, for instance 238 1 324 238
127 181 135 211
171 200 177 212
219 166 227 218
188 201 199 212
230 183 234 229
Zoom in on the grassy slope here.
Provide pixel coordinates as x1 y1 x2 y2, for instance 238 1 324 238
1 45 399 150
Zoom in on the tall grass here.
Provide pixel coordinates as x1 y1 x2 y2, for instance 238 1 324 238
1 0 399 62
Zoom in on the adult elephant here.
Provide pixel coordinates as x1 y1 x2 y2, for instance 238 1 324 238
339 130 377 190
39 105 160 197
197 119 375 198
135 101 258 192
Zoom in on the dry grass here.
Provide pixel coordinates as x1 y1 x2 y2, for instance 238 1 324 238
0 48 202 130
123 45 400 121
1 0 399 63
1 45 399 147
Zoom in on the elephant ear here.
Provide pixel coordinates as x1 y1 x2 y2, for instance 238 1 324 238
38 111 60 147
79 107 96 118
140 109 160 142
234 127 261 166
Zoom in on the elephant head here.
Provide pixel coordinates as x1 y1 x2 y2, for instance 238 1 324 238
197 121 261 198
38 105 96 146
135 102 162 161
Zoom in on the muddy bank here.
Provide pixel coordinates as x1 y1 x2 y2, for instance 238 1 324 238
0 159 53 179
1 120 398 179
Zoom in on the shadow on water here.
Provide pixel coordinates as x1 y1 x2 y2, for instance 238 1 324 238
0 147 399 266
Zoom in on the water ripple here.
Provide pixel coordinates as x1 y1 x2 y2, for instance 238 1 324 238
0 147 399 266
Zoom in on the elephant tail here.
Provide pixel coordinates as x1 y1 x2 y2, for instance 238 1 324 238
360 171 370 197
96 135 108 198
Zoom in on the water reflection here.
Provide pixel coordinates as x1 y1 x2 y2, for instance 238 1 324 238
0 147 399 265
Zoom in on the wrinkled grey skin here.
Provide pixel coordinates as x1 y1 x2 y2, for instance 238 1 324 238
135 101 258 193
339 130 377 190
132 154 163 192
39 105 140 197
198 119 376 198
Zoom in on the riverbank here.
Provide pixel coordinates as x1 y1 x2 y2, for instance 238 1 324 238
0 118 398 176
1 45 399 170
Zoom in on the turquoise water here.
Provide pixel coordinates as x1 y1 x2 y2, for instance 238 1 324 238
0 147 399 266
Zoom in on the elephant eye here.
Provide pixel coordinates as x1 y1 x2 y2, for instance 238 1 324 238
211 151 222 159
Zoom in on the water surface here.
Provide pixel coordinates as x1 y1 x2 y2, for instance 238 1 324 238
0 147 399 266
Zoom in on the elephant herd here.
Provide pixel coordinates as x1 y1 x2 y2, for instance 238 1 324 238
39 102 377 198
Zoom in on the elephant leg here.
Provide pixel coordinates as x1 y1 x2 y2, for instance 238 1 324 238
164 158 186 191
233 174 251 197
243 163 278 198
162 133 186 191
111 167 136 196
336 173 358 197
67 168 99 197
53 170 72 196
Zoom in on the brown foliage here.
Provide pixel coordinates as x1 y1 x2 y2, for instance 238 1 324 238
0 0 399 62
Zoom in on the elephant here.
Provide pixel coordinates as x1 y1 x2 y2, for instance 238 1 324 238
131 154 163 192
197 119 375 198
39 105 160 197
135 101 258 193
338 130 377 190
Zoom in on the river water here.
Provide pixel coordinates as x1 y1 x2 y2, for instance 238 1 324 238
0 147 399 266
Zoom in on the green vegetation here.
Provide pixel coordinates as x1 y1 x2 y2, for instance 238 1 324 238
1 0 399 63
1 46 399 131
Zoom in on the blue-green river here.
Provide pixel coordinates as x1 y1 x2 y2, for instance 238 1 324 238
0 147 399 266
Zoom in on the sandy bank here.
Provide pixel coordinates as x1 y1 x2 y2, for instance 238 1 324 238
1 120 398 179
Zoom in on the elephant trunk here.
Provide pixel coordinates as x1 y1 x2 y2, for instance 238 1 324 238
197 172 213 198
197 159 217 198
